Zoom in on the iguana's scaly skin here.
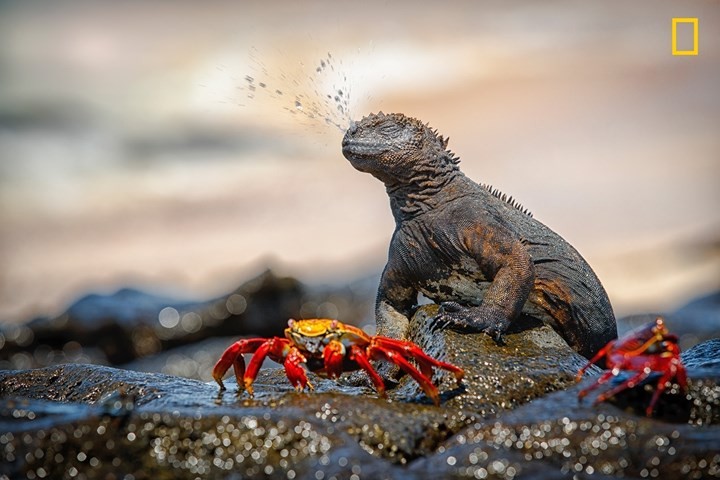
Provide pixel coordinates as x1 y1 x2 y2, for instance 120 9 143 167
342 112 616 358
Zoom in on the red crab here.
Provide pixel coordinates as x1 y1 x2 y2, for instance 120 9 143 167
212 318 464 406
576 316 688 416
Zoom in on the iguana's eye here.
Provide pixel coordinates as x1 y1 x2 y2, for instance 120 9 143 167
379 123 402 135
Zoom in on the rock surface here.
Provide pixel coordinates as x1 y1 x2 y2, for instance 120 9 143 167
0 270 373 371
398 305 596 414
2 307 719 479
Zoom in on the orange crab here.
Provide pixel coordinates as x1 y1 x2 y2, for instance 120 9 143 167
212 318 464 405
576 317 688 416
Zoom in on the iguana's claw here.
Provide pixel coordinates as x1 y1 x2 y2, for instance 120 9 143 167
429 303 459 332
439 301 464 314
429 316 449 333
433 302 509 345
433 302 479 332
485 324 507 346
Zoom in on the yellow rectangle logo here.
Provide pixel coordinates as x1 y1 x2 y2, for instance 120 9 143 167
672 18 699 55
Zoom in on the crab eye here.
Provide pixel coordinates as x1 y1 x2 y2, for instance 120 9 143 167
288 319 296 328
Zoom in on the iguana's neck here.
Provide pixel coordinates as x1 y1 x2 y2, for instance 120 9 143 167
384 155 463 223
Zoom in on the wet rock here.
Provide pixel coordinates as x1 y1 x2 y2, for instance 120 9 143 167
411 379 720 479
2 358 720 480
0 364 463 478
2 322 720 479
574 370 720 426
395 304 597 415
682 338 720 370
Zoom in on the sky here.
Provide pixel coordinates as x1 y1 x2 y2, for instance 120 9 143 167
0 0 718 322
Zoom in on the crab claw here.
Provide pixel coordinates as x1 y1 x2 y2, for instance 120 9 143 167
323 340 346 379
284 346 313 391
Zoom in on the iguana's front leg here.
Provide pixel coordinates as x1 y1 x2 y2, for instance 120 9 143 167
375 267 417 341
436 229 535 342
368 267 417 381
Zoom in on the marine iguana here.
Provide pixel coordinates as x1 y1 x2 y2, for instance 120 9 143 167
341 112 616 359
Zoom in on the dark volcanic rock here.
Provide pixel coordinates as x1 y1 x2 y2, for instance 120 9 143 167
0 270 372 371
672 290 720 342
413 382 720 479
0 364 466 479
2 357 720 479
121 336 240 381
2 305 719 479
395 304 597 414
682 338 720 370
617 290 720 351
0 269 304 367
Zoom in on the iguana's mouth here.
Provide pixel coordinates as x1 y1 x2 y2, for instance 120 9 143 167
341 139 387 159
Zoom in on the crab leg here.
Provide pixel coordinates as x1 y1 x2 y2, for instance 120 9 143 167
592 368 652 407
213 337 301 396
240 340 278 396
673 359 688 390
348 345 389 397
577 370 616 401
576 340 614 382
368 346 445 406
212 338 270 391
646 368 672 417
646 358 687 417
373 337 464 384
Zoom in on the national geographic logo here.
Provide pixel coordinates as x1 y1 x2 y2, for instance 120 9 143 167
672 18 699 56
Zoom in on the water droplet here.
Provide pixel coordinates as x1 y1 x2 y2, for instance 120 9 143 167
295 100 303 111
259 82 266 88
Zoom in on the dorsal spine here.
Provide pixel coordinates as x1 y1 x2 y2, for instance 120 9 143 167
480 183 533 217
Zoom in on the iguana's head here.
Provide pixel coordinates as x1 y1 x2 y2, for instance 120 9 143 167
342 112 457 185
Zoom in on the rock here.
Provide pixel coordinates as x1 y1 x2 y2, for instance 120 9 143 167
2 354 720 480
121 336 240 381
0 269 372 370
412 380 720 479
671 290 720 343
2 301 720 479
0 364 467 479
394 305 598 415
683 338 720 370
617 290 720 351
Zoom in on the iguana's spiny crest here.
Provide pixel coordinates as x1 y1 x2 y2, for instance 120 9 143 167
342 112 459 185
342 112 531 217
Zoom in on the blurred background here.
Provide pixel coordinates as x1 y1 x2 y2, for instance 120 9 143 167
1 0 719 329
